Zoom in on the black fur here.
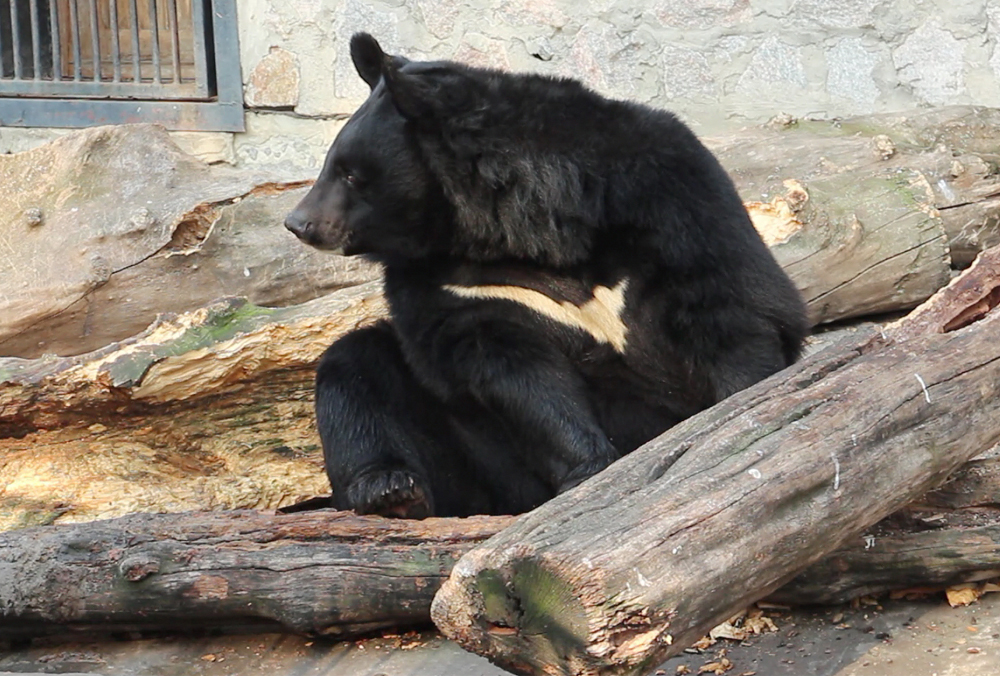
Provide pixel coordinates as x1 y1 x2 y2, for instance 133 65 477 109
285 33 809 518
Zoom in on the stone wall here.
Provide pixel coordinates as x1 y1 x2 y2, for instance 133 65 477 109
3 0 1000 175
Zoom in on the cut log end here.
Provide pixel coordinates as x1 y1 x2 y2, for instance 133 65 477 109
430 243 1000 676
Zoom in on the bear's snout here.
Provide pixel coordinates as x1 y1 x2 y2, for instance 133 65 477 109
285 208 348 255
284 210 313 241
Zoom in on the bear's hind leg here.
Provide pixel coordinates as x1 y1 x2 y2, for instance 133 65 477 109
316 321 466 518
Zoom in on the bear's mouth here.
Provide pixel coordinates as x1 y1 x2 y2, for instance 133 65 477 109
310 243 347 255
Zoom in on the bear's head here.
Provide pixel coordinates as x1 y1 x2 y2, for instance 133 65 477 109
286 33 599 267
284 33 466 262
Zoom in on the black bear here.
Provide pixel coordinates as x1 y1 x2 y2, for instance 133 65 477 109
285 33 808 518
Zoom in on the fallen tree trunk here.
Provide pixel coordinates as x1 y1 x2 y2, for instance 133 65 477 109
0 124 379 359
0 509 514 640
715 106 1000 270
2 479 999 641
772 508 1000 605
0 282 387 530
771 455 1000 604
10 107 1000 360
429 246 1000 676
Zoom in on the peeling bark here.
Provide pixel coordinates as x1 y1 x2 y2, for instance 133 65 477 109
707 107 1000 325
0 124 379 359
429 245 1000 676
0 283 387 530
1 487 999 641
713 106 1000 272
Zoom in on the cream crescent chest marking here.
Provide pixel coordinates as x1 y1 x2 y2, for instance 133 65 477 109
441 279 629 353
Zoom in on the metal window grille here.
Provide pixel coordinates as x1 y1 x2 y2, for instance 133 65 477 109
0 0 243 131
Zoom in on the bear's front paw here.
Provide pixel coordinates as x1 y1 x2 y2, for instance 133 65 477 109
346 469 433 519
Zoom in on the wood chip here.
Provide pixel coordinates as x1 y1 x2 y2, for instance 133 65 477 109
946 585 981 607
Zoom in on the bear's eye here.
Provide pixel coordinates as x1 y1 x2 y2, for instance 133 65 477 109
344 173 359 187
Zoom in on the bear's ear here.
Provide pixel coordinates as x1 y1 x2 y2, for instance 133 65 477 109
350 32 385 90
382 61 476 121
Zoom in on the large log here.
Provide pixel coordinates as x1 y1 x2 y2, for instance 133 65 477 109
0 282 387 530
772 510 1000 606
429 246 1000 676
10 107 1000 360
0 509 513 640
716 107 1000 271
1 482 998 641
772 455 1000 604
0 124 379 359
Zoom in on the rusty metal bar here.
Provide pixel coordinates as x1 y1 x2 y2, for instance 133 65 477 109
109 0 121 81
0 3 6 78
69 0 82 81
128 0 139 81
190 0 208 96
48 0 61 80
0 96 245 130
10 0 23 79
88 0 99 81
28 0 41 79
167 0 179 82
0 75 200 96
148 0 160 83
0 0 244 131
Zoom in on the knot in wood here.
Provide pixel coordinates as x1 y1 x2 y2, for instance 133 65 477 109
130 207 156 231
89 255 113 285
23 208 44 227
120 555 161 582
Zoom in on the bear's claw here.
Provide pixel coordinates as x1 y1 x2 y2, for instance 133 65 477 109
346 469 433 519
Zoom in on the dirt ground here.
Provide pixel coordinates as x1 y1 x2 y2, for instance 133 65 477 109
2 593 997 676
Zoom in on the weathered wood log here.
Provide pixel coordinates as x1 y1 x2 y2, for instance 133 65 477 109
0 509 513 640
0 282 387 530
715 107 1000 324
715 106 1000 273
429 246 1000 676
770 455 1000 604
919 456 1000 510
9 108 1000 360
0 124 379 359
2 486 998 641
772 507 1000 605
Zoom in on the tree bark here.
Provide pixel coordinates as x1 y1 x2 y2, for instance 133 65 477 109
2 479 998 641
0 124 379 359
772 507 1000 605
769 455 1000 605
429 245 1000 676
0 509 513 640
713 106 1000 271
0 282 387 530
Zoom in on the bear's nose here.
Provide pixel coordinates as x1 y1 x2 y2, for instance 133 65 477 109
284 211 313 240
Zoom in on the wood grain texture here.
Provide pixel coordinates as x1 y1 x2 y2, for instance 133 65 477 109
0 283 387 529
0 510 514 640
0 124 378 359
430 245 1000 676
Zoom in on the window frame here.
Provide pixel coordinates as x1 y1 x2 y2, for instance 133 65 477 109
0 0 244 132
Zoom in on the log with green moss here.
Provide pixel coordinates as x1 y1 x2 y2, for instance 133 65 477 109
1 468 998 641
0 509 514 640
0 283 386 530
430 245 1000 676
0 124 378 360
